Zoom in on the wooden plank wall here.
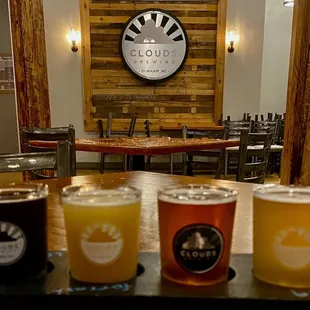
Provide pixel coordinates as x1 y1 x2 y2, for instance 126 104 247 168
81 0 226 132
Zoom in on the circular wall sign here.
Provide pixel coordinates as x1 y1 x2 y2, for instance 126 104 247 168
120 9 189 83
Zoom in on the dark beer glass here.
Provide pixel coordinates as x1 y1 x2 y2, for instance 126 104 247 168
158 184 237 286
0 184 48 282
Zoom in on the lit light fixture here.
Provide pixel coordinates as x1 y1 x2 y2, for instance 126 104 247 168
283 0 294 7
226 28 238 53
67 27 80 52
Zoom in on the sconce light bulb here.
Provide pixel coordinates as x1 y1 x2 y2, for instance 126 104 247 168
67 27 80 53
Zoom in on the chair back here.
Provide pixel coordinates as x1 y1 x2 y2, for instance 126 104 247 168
276 118 285 146
251 120 278 145
237 129 272 184
106 112 113 138
144 120 151 138
0 141 72 178
97 120 104 138
181 123 225 140
101 113 137 138
21 125 76 177
128 114 138 137
224 120 252 140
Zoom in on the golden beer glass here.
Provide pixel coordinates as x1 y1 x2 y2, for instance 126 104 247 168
253 185 310 288
158 184 237 286
62 185 141 283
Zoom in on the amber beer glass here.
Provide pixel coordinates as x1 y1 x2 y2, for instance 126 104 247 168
0 184 48 282
254 185 310 288
158 184 237 286
62 185 141 283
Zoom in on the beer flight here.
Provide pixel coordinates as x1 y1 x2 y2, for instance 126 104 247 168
0 183 309 289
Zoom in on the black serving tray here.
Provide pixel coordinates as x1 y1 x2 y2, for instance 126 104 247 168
0 252 310 308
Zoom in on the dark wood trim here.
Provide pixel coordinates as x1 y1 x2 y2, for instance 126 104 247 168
214 0 227 125
9 0 51 132
281 0 310 185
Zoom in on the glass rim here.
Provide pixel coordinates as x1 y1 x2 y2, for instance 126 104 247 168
254 184 310 203
158 183 238 205
254 184 310 193
61 184 141 199
0 183 48 203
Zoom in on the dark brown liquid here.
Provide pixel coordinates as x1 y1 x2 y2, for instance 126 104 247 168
0 194 47 282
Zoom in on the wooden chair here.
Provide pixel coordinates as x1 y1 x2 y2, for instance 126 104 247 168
21 125 76 179
237 129 272 184
182 125 227 178
251 117 283 174
97 113 137 173
0 141 72 178
224 119 252 177
144 120 174 174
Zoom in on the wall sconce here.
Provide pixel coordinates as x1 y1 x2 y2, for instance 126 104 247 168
283 0 294 8
226 28 238 53
67 27 80 52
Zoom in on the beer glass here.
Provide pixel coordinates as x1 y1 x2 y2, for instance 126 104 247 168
254 185 310 288
0 184 48 282
158 184 237 286
62 185 141 283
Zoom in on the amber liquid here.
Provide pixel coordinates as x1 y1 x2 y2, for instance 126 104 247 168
158 199 236 286
63 198 141 284
254 196 310 288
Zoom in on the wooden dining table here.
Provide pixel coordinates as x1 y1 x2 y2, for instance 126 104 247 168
30 137 239 171
36 171 253 254
30 137 239 156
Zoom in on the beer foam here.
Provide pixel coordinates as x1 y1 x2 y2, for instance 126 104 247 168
158 187 237 205
62 189 140 207
254 186 310 204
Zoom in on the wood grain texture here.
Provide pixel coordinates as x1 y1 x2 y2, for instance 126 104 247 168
9 0 50 129
29 137 239 155
81 0 226 132
281 0 310 185
29 171 253 254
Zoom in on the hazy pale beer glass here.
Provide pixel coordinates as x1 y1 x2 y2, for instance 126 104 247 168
254 185 310 288
158 185 237 286
62 185 141 283
0 184 48 282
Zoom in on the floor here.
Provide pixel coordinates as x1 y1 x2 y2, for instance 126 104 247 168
0 170 281 185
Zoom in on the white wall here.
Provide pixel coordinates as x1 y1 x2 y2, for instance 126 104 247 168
260 0 293 115
223 0 266 120
43 0 99 162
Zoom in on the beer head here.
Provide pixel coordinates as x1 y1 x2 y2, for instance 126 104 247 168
158 184 238 205
0 184 48 204
61 185 141 207
254 185 310 204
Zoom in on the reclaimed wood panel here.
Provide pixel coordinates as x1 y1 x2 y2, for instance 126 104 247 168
89 3 218 11
81 0 226 132
9 0 50 130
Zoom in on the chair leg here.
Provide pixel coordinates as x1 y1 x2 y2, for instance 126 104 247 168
145 156 151 171
123 155 128 172
182 153 187 176
169 154 174 174
224 151 229 178
128 155 133 171
99 153 105 174
215 158 221 180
